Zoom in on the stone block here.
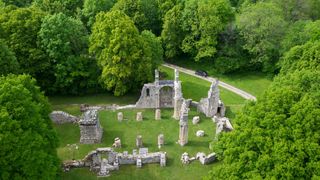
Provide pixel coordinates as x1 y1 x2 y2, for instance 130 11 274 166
192 116 200 125
136 112 143 121
196 130 205 137
117 112 123 122
155 109 161 120
136 135 143 148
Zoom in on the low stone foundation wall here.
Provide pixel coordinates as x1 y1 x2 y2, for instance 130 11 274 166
49 111 79 124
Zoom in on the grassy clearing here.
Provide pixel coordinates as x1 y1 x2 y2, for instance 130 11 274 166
59 108 220 180
168 58 272 97
51 66 247 179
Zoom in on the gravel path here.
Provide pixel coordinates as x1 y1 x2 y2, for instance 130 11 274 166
163 63 257 101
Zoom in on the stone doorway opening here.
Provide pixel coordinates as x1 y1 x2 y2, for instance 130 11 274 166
159 86 174 107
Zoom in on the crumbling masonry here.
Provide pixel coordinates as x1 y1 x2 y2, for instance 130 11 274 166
79 110 103 144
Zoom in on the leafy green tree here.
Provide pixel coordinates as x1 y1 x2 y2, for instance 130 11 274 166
2 0 32 7
181 0 233 61
38 13 97 95
38 13 87 61
214 24 252 73
206 41 320 180
0 6 47 77
141 30 164 70
0 74 60 179
157 0 176 20
113 0 161 35
161 4 184 59
0 39 19 75
90 10 153 96
82 0 114 28
236 2 286 72
32 0 83 16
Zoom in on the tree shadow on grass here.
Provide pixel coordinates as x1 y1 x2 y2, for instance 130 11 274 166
187 140 210 148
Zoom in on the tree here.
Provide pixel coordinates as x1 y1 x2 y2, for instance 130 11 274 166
90 10 154 96
38 13 98 95
236 2 287 72
82 0 114 28
113 0 161 35
0 74 60 179
206 41 320 179
38 13 87 61
141 30 164 70
0 39 19 75
181 0 233 61
161 4 184 59
2 0 32 7
0 6 47 78
32 0 83 16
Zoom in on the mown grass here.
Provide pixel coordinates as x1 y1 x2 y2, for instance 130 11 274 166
51 67 247 179
168 58 273 97
58 108 221 180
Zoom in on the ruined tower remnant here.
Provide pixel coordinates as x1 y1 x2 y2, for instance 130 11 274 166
173 69 184 120
197 80 220 117
178 100 189 146
79 110 103 144
135 69 183 109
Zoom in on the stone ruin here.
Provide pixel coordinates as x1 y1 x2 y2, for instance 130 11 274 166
181 152 216 165
197 80 225 118
213 116 234 139
136 69 183 109
178 99 190 146
63 147 166 177
49 111 79 124
79 110 103 144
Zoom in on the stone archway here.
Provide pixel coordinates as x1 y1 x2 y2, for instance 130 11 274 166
159 86 174 107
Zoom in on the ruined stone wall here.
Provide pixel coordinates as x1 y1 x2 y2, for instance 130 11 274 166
50 111 79 124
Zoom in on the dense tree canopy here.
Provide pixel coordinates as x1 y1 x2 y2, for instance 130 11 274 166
0 6 47 77
0 39 19 75
113 0 161 35
181 0 233 61
0 74 60 179
90 10 154 96
236 2 287 72
207 40 320 179
38 13 98 94
82 0 114 28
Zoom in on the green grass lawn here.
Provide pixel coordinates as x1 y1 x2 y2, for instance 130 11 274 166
58 108 220 180
51 67 247 179
168 58 273 97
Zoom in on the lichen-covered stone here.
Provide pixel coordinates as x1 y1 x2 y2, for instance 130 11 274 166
155 109 161 120
117 112 123 122
136 112 143 121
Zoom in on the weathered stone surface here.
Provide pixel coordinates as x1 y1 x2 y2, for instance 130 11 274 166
196 152 216 165
214 116 234 138
158 134 164 149
196 130 205 137
50 111 79 124
79 110 103 144
136 69 181 109
117 112 123 122
173 69 184 120
136 135 143 148
197 80 220 117
98 159 110 177
80 104 89 112
155 109 161 120
112 137 121 148
136 157 142 168
139 148 148 155
192 116 200 125
181 152 190 164
178 100 190 146
63 147 166 177
136 112 143 121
